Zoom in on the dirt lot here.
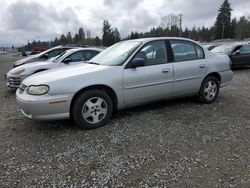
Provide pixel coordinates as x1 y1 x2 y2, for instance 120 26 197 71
0 54 250 187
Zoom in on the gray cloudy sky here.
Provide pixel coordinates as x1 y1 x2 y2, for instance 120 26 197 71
0 0 249 46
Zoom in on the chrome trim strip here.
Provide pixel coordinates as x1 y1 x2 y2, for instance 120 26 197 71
174 76 201 82
125 80 174 90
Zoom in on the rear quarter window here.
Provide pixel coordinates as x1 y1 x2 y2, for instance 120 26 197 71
195 44 205 59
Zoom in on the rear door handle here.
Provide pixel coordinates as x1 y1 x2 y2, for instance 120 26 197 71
199 64 206 68
162 68 170 73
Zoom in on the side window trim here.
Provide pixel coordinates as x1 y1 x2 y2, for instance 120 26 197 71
125 40 170 69
193 43 199 59
195 44 205 59
165 40 175 63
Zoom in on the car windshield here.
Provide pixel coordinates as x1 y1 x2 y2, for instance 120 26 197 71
211 44 236 54
89 41 142 66
47 56 58 62
52 51 67 62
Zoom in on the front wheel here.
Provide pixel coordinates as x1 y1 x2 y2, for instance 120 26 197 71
198 76 220 104
72 89 113 130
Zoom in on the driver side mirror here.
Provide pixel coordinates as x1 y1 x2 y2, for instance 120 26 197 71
63 57 72 64
232 50 240 56
131 58 145 68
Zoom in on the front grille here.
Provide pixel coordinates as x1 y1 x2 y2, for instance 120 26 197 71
7 77 22 88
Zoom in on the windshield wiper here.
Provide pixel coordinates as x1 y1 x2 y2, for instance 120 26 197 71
86 61 100 65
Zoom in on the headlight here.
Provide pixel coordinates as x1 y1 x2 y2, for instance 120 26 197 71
27 85 50 95
13 68 25 74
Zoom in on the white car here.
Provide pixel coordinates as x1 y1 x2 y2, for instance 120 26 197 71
6 48 102 88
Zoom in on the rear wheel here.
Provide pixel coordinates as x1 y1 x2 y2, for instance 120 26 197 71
72 89 113 129
198 76 220 103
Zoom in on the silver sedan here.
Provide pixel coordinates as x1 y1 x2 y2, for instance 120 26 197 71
16 37 233 129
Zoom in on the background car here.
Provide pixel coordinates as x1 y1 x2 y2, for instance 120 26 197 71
6 48 102 88
16 37 233 129
202 43 221 51
211 43 250 68
13 45 80 68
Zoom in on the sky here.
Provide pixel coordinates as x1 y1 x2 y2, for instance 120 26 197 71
0 0 249 47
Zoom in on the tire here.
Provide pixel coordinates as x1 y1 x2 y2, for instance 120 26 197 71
72 89 113 130
198 76 220 104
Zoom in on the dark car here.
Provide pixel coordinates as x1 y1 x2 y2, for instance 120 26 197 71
211 43 250 68
13 45 78 68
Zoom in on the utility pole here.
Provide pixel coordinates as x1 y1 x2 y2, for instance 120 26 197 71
179 14 183 37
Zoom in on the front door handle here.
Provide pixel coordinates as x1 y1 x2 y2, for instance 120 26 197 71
162 68 170 73
199 64 206 68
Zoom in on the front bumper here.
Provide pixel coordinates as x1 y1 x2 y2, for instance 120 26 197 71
16 88 73 120
5 73 28 88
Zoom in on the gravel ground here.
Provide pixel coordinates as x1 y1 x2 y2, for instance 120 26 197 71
1 54 250 187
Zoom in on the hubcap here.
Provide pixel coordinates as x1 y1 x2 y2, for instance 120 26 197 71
204 81 217 100
82 97 108 124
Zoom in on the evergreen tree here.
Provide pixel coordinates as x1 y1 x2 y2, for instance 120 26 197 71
236 16 250 40
78 28 85 44
74 33 80 44
94 36 101 46
102 20 115 46
214 0 233 39
130 31 139 39
230 17 237 39
182 27 189 38
114 28 121 43
66 32 72 44
59 34 67 45
54 37 59 46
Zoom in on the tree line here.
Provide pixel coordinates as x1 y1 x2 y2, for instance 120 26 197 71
20 0 250 52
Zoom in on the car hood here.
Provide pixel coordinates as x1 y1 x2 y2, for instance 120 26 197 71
8 61 51 75
22 61 51 69
22 64 113 86
14 55 39 66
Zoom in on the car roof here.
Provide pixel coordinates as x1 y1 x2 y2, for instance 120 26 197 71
65 48 103 53
128 37 199 43
125 37 204 47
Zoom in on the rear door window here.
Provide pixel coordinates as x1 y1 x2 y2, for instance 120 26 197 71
170 40 202 62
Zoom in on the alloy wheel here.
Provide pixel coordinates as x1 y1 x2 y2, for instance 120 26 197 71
204 80 218 101
82 97 108 124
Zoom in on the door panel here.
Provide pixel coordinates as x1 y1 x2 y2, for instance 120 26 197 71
123 64 173 106
231 54 250 66
123 40 173 107
231 45 250 66
173 59 207 96
169 40 207 96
